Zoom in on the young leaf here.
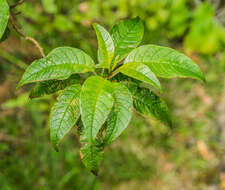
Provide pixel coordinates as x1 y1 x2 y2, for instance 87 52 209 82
104 83 133 144
80 76 114 143
80 142 104 175
50 84 81 151
118 62 161 91
124 45 205 82
30 74 81 98
0 0 9 40
93 23 114 69
110 17 144 62
130 85 172 127
17 47 95 88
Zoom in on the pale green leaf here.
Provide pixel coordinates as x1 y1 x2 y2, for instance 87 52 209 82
18 47 95 88
50 84 81 150
41 0 57 14
30 74 81 98
118 62 161 91
105 83 133 144
80 142 103 175
0 0 9 39
110 17 144 62
93 23 114 69
80 76 114 142
124 45 205 82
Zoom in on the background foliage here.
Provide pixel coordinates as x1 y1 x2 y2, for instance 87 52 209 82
0 0 225 189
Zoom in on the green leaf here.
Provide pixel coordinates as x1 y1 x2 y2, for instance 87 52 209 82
18 47 95 88
130 85 172 127
104 83 133 144
41 0 57 14
124 45 205 82
93 23 114 69
0 26 10 43
0 0 9 40
110 17 144 62
80 76 114 143
118 62 161 91
77 119 88 144
80 142 104 175
50 84 81 151
30 74 81 98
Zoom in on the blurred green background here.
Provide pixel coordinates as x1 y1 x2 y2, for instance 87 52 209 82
0 0 225 189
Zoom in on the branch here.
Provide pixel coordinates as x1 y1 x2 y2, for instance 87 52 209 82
10 0 25 9
9 14 46 58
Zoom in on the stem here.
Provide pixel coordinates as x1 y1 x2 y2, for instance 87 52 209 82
107 69 120 79
101 68 104 77
9 14 46 58
10 0 25 9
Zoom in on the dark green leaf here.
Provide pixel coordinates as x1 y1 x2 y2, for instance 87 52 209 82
110 17 144 62
105 83 133 144
30 74 81 98
50 84 81 151
124 45 205 82
130 86 172 127
0 26 10 43
118 62 161 91
80 142 104 175
0 0 9 40
80 76 114 143
18 47 95 88
93 23 114 69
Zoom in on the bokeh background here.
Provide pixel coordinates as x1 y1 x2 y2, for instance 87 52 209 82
0 0 225 189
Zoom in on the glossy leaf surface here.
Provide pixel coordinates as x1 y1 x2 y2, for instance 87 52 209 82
110 17 144 62
80 76 114 142
80 142 103 175
18 47 95 87
93 23 114 69
0 0 9 39
50 84 81 150
130 84 172 127
105 83 133 144
124 45 205 82
118 62 161 91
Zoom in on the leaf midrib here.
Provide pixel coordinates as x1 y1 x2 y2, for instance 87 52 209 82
125 60 202 79
54 93 79 145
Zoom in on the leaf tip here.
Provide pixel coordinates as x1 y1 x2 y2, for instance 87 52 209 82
91 170 98 176
92 23 99 30
201 75 207 83
134 16 141 21
16 81 23 89
53 144 59 152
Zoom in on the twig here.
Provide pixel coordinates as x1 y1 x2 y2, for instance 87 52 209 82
101 68 104 77
9 14 46 58
107 69 120 79
10 0 25 9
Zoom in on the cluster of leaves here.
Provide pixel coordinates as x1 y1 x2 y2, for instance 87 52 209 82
15 17 205 174
184 2 225 54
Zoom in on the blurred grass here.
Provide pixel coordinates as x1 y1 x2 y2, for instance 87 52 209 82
0 0 225 189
